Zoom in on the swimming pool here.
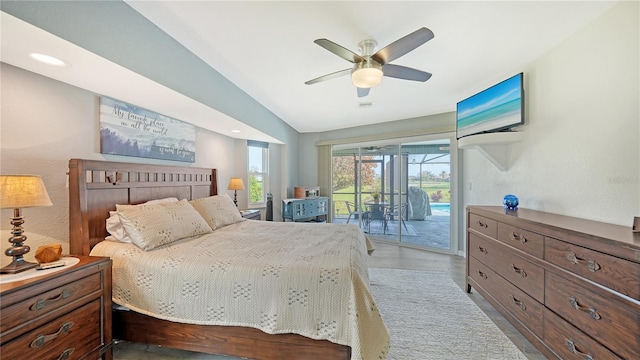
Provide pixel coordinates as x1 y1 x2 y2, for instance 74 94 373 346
431 203 450 213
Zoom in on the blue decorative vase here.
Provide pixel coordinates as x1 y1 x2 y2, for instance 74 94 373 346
503 194 519 210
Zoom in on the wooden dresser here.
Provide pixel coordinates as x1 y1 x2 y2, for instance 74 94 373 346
0 256 112 360
466 206 639 359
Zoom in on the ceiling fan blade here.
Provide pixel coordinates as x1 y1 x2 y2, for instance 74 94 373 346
314 39 364 63
372 27 434 65
305 68 351 85
383 64 432 82
357 87 370 98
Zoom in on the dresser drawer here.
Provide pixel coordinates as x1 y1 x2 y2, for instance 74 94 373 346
469 232 544 302
1 299 102 360
469 256 544 338
1 272 102 333
468 213 497 238
545 237 640 300
497 222 544 258
544 308 622 360
545 271 640 359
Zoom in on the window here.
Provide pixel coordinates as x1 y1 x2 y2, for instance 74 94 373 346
247 140 269 206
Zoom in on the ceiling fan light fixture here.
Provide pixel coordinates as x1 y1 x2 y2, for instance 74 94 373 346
351 60 383 88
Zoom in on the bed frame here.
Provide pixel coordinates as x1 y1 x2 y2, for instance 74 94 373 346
68 159 351 360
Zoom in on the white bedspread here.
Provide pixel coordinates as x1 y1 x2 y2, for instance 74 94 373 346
91 220 389 359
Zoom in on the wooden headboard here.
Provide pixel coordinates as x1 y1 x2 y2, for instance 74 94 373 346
68 159 218 256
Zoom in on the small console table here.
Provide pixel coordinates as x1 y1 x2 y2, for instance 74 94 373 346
282 197 328 222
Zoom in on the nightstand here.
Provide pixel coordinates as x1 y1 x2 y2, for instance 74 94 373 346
241 209 261 220
0 256 112 360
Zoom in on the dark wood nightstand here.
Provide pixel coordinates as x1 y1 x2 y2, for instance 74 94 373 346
0 256 112 360
241 209 261 220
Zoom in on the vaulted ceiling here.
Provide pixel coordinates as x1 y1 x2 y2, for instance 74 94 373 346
1 1 618 136
127 1 617 132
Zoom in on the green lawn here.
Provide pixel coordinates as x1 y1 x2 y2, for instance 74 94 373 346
333 182 450 217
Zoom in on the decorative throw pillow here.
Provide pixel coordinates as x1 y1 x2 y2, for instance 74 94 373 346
189 194 245 230
105 197 179 243
116 199 212 251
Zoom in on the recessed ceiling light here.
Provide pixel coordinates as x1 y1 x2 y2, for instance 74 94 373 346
29 53 69 67
230 129 241 133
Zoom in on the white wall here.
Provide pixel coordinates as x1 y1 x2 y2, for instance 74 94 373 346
0 64 239 266
462 1 639 226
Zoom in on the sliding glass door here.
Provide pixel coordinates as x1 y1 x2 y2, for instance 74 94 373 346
399 140 451 251
331 136 455 253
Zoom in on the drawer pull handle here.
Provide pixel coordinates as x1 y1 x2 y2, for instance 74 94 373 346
477 245 488 254
30 321 74 348
566 253 601 272
566 339 594 360
510 232 527 244
477 270 488 279
57 348 75 360
30 288 73 311
569 297 601 320
509 295 527 310
477 220 488 229
511 264 527 278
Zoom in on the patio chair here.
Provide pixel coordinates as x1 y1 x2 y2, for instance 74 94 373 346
384 203 408 234
345 201 365 224
365 202 387 233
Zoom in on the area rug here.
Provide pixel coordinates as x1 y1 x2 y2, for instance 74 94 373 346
369 268 527 360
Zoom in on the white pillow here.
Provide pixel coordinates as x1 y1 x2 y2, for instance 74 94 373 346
106 211 132 243
116 199 212 251
189 194 245 230
105 197 178 243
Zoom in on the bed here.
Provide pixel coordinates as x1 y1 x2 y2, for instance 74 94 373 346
68 159 389 360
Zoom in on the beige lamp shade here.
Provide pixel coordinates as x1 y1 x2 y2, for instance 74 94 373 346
0 175 53 209
227 178 245 191
0 175 53 274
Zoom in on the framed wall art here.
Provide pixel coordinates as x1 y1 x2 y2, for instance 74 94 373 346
99 97 196 162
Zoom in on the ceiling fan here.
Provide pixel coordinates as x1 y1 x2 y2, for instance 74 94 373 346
305 27 434 98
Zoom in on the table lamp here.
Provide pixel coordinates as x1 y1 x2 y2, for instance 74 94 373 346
0 175 53 274
227 177 245 207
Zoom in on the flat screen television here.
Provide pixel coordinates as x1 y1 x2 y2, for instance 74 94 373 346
456 72 524 139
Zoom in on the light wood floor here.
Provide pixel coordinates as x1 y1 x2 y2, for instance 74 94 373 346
113 241 547 359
